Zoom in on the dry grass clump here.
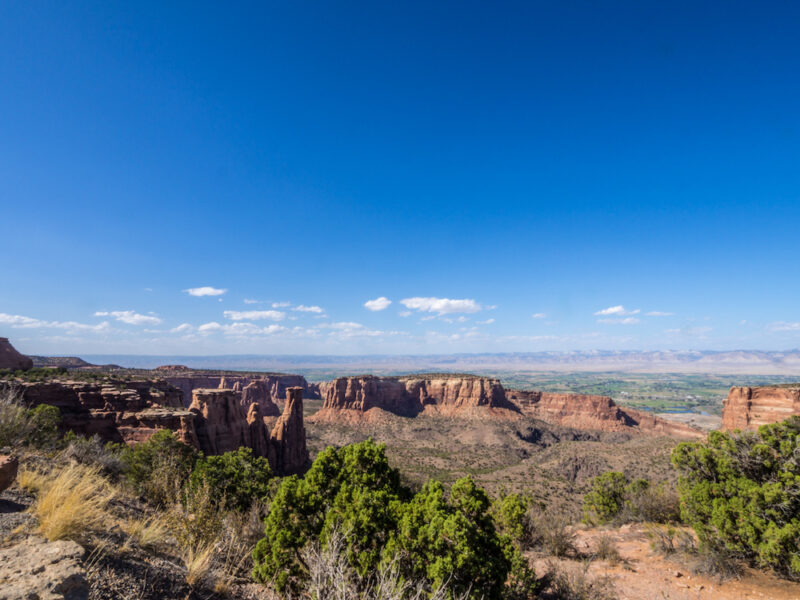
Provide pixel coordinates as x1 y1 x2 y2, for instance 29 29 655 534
182 542 216 588
123 516 170 552
645 524 695 557
592 534 621 564
531 510 578 558
30 463 116 541
544 560 617 600
17 467 50 493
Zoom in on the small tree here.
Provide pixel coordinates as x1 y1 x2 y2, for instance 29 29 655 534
582 471 629 525
190 447 272 512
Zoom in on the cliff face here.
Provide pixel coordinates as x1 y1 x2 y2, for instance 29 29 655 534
722 386 800 431
164 373 315 410
17 379 198 447
0 338 33 371
14 377 310 474
316 375 508 418
507 389 702 438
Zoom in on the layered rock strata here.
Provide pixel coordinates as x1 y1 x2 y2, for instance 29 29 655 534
316 375 509 418
164 372 316 410
722 386 800 431
0 338 32 371
507 389 702 438
12 378 310 474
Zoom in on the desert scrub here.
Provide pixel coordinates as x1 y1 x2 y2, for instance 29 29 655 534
189 446 272 511
30 463 116 541
0 384 60 448
582 471 679 525
672 416 800 580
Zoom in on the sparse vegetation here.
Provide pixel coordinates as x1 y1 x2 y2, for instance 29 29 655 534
0 384 61 448
672 416 800 580
582 471 679 526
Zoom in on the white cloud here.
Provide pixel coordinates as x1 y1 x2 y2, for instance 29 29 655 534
364 297 392 311
767 321 800 332
94 310 162 326
243 298 260 305
198 321 288 336
398 311 412 317
0 313 111 332
665 326 712 336
646 311 674 317
531 313 546 319
594 305 640 316
170 323 193 334
597 317 640 325
400 297 484 315
477 318 495 325
184 286 227 297
223 310 285 321
272 302 291 308
293 305 324 314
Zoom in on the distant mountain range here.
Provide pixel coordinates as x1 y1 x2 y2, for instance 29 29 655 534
65 350 800 375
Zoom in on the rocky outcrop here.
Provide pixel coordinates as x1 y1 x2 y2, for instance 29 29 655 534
268 387 309 475
164 373 317 410
722 385 800 430
0 537 88 600
188 386 309 475
0 338 32 371
507 389 702 438
17 379 198 447
315 375 509 418
0 455 18 493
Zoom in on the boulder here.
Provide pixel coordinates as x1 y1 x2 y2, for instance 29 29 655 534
0 537 88 600
0 338 32 371
0 454 18 493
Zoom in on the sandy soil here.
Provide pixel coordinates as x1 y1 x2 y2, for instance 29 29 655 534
533 525 800 600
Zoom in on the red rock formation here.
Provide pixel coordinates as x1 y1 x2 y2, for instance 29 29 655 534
507 389 702 438
722 386 800 431
164 373 317 409
0 338 32 371
268 387 309 475
0 455 18 493
188 389 255 455
16 379 199 446
315 375 508 419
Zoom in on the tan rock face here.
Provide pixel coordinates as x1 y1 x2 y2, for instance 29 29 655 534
0 455 18 493
0 536 88 600
164 373 317 409
722 386 800 430
16 379 198 447
268 387 309 475
0 338 33 371
507 389 702 438
189 389 255 455
318 375 508 417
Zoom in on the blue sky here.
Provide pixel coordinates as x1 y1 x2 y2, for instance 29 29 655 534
2 1 800 355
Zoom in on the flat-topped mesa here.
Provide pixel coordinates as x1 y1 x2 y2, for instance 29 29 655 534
507 389 703 438
0 338 33 371
315 374 511 419
722 385 800 431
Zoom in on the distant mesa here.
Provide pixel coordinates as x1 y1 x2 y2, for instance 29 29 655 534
311 373 702 438
0 338 33 371
154 364 192 372
722 385 800 431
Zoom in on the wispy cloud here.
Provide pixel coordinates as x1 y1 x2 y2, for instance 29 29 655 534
531 313 546 319
223 310 285 321
293 305 324 314
477 318 495 325
170 323 193 334
594 305 640 316
646 311 674 317
94 310 162 325
767 321 800 332
400 297 484 315
272 301 291 308
398 311 412 317
597 317 640 325
0 313 111 332
243 298 260 305
198 322 287 336
184 286 227 297
364 297 392 311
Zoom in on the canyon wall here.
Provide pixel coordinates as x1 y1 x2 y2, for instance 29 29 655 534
163 372 316 411
13 378 309 475
722 386 800 431
314 375 509 419
507 389 702 438
313 374 700 437
0 338 33 371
